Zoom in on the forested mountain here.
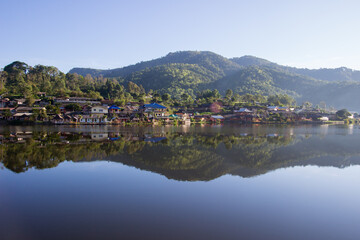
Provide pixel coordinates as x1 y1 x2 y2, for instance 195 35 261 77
124 63 221 97
70 51 241 78
231 55 360 82
69 51 360 110
71 51 360 83
3 51 360 111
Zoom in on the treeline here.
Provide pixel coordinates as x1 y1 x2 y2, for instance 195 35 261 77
0 61 296 107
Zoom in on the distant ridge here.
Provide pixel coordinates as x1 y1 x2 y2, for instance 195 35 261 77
70 51 360 82
69 51 360 111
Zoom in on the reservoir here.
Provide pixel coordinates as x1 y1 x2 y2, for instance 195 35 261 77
1 124 360 240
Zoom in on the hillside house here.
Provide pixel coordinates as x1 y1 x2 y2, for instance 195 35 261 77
108 105 122 114
91 105 108 114
54 97 101 105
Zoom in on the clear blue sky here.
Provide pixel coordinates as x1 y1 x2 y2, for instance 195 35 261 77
1 0 360 72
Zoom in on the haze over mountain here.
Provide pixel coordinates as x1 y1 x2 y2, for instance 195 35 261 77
69 51 360 111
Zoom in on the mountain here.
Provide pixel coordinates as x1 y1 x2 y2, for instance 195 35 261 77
231 55 360 82
69 51 241 78
69 51 360 110
124 63 221 97
70 51 360 83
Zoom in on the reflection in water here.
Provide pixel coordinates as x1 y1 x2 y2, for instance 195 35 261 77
2 125 360 240
1 125 360 180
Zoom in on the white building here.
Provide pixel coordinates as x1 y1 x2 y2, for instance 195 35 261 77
91 106 108 114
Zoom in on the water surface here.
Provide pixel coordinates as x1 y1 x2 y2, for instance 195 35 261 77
1 124 360 240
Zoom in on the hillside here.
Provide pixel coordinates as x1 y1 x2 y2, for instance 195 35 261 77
69 51 241 78
68 51 360 110
231 55 360 82
124 63 221 96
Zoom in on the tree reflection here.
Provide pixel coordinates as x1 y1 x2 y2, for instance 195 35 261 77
1 128 360 180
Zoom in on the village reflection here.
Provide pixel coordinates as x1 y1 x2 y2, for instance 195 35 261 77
1 125 360 180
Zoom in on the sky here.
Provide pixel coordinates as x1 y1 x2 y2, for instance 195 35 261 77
1 0 360 72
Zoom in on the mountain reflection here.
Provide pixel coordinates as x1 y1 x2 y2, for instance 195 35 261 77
1 125 360 180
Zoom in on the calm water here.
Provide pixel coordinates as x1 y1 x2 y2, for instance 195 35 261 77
1 124 360 240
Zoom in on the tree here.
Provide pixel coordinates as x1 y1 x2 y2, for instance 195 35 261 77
162 93 171 102
3 109 11 119
319 101 326 111
127 81 142 96
225 89 233 100
303 101 312 109
336 109 351 120
0 71 7 92
65 103 82 112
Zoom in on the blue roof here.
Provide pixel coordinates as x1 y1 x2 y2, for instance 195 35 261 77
109 105 121 110
143 103 167 109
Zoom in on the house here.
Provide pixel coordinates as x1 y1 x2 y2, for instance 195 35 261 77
37 92 47 97
91 105 108 114
193 115 208 122
0 98 10 108
108 105 122 114
121 105 139 115
267 106 278 112
79 115 109 124
141 103 167 118
277 107 290 112
12 113 33 121
210 115 224 122
234 108 252 114
52 114 64 124
12 98 26 106
54 97 101 105
319 116 329 122
15 106 46 113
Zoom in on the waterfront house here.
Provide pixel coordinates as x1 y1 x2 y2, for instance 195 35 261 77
193 115 207 122
141 103 167 118
210 115 224 122
52 114 64 124
12 113 33 121
319 116 329 122
79 115 109 124
121 105 139 115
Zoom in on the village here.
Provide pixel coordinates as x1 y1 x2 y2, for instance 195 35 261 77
0 94 357 125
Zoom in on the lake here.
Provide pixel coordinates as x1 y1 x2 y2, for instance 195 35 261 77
1 124 360 240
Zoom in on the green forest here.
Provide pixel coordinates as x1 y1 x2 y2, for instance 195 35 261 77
2 51 360 110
